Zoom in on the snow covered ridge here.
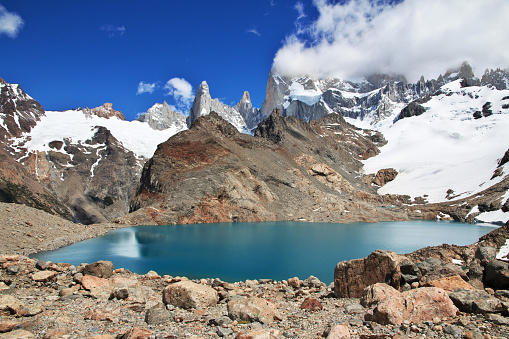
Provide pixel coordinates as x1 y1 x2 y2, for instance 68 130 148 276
17 110 184 159
363 80 509 212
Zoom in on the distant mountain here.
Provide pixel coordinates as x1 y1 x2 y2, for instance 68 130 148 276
137 101 187 131
186 81 265 133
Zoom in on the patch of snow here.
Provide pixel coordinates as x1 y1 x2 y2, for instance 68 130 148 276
452 259 463 265
363 83 509 203
496 239 509 261
288 82 322 106
23 110 182 158
475 210 509 225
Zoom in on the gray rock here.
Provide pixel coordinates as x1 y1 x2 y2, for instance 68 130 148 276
487 313 509 325
416 258 442 276
35 260 48 270
485 260 509 289
209 316 233 327
227 297 281 324
475 247 497 264
163 281 218 309
443 324 462 337
344 303 365 314
6 265 19 275
448 288 504 314
145 305 172 325
216 327 233 337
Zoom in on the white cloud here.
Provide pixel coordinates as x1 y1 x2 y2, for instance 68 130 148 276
294 2 307 20
136 81 158 95
0 5 24 38
164 78 194 113
273 0 509 82
100 24 126 37
247 27 261 36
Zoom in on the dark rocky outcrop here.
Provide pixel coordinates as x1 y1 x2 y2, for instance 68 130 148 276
395 102 426 122
372 168 398 187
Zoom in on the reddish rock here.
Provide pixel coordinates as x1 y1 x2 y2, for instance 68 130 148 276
0 320 19 333
85 309 116 322
83 260 114 278
334 250 405 298
236 329 282 339
118 327 153 339
371 287 458 325
300 297 323 311
81 275 111 291
227 297 282 324
163 281 218 309
324 324 351 338
422 275 475 292
361 283 401 307
31 270 57 282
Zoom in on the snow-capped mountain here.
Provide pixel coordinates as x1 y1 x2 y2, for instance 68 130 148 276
137 101 187 132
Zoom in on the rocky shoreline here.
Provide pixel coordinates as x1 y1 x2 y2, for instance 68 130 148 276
1 202 509 338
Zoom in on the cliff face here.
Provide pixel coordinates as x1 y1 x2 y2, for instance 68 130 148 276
123 110 407 225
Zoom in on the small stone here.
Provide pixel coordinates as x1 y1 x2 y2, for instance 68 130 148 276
324 324 351 338
300 297 323 311
31 270 57 282
0 329 35 338
144 270 160 280
17 303 44 317
443 324 462 337
59 288 74 297
0 282 9 291
236 329 282 339
0 320 19 333
35 260 49 270
227 297 282 324
208 316 233 327
287 277 301 289
216 327 233 337
118 327 153 339
486 313 509 326
6 266 19 275
344 303 365 314
144 305 171 325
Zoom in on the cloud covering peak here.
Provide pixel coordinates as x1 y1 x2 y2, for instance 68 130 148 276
273 0 509 82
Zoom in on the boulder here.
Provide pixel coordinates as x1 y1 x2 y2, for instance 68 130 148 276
370 287 458 325
83 260 114 278
303 275 326 289
415 258 443 276
236 329 282 339
360 283 400 308
485 260 509 289
162 281 218 309
0 329 35 338
448 288 507 314
0 295 24 315
475 247 497 265
324 324 351 339
422 275 475 292
227 297 281 324
334 250 404 298
81 275 112 299
144 305 171 326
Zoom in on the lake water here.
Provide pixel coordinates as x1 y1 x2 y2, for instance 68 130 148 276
32 220 496 284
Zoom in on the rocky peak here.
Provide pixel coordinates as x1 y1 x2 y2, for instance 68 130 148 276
137 101 187 131
189 111 239 137
186 81 248 133
481 68 509 90
83 103 125 120
0 79 45 141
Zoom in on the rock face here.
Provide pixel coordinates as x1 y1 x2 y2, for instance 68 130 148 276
370 287 458 325
125 111 408 225
162 281 218 309
21 126 143 224
186 81 250 132
82 103 125 120
137 101 187 131
334 250 405 298
0 78 45 141
372 168 398 187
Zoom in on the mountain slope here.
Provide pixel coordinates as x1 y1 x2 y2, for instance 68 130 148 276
123 110 408 225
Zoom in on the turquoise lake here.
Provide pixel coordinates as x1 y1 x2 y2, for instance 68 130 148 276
31 220 496 284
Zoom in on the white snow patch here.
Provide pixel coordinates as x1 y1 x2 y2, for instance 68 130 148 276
475 210 509 224
497 239 509 261
23 110 183 158
363 82 509 203
452 259 463 265
288 82 322 106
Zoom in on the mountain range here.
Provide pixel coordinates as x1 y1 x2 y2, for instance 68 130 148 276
0 61 508 225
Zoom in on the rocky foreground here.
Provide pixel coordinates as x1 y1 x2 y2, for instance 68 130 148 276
1 202 509 338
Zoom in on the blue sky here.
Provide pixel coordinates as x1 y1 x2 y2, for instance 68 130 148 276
1 0 508 121
0 0 319 120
